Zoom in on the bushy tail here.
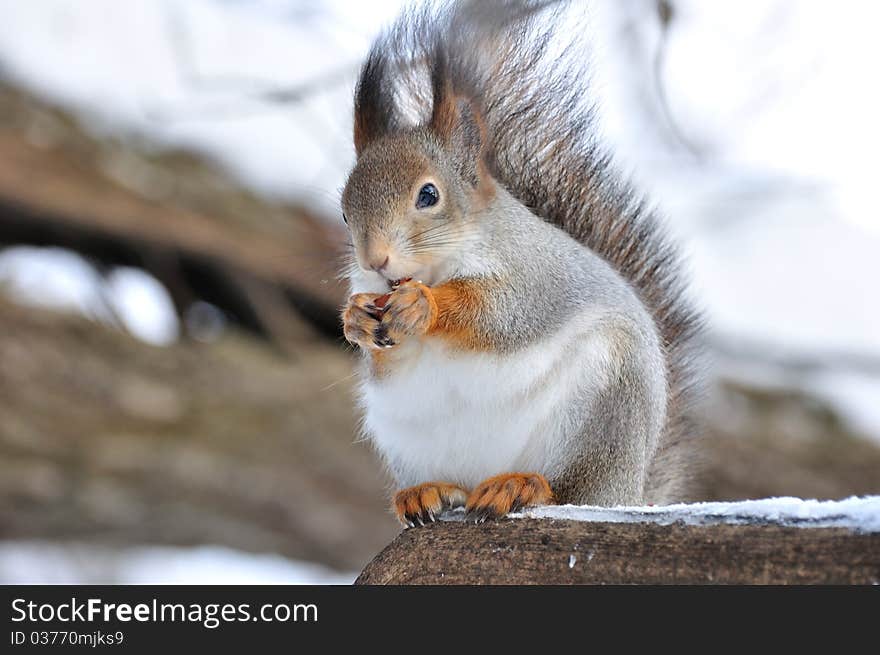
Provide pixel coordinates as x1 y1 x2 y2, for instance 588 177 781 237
355 0 704 502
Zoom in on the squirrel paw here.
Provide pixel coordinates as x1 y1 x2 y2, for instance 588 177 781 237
376 280 437 346
342 292 386 349
465 472 555 523
393 482 468 527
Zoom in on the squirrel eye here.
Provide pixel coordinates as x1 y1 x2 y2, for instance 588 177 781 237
416 183 439 209
342 212 348 225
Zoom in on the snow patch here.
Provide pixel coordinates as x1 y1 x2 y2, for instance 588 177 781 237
509 496 880 532
104 267 179 345
0 246 179 346
0 541 355 585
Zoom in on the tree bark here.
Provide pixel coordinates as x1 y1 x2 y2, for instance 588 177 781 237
356 519 880 585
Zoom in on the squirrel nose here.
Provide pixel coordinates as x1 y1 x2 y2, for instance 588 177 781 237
369 254 390 273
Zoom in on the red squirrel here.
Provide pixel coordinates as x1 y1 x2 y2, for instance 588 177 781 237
340 1 702 526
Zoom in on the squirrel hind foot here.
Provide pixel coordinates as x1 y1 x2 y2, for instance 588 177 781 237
464 472 555 523
393 482 468 528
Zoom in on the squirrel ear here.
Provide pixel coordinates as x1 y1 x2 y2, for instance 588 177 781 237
353 54 393 157
429 85 487 188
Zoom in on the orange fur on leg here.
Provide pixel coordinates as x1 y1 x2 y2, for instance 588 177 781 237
393 482 469 527
465 472 555 522
426 278 494 350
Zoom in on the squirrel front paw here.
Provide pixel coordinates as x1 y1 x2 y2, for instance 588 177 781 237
342 292 385 350
465 472 555 523
393 482 468 527
375 280 437 347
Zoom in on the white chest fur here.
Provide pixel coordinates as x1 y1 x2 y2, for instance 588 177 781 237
359 313 615 489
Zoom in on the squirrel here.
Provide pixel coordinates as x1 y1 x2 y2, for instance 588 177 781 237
340 0 702 526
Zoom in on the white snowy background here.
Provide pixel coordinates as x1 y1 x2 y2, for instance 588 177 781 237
0 0 878 582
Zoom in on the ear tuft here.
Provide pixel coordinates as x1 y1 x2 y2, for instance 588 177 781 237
353 51 394 156
429 78 487 187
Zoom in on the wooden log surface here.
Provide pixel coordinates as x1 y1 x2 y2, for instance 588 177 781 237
356 518 880 585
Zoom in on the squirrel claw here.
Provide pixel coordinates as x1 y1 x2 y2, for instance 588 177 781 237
373 325 396 348
393 482 468 527
464 472 555 521
465 506 492 524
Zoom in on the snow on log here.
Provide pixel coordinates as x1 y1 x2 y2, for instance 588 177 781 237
356 497 880 584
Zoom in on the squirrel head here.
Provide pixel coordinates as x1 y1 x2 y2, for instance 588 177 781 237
342 87 494 287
